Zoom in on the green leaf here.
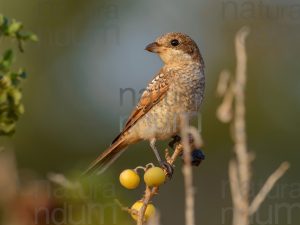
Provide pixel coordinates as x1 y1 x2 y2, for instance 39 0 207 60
28 33 38 42
0 16 9 32
19 70 27 79
0 14 4 26
15 104 24 115
0 76 11 88
0 15 36 136
7 20 23 34
3 49 14 62
0 50 14 70
18 32 38 42
0 92 7 104
9 89 22 105
0 122 15 135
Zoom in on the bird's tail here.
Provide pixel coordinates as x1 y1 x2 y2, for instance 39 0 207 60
83 138 128 175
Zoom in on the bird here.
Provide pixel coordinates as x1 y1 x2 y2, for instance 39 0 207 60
84 32 205 176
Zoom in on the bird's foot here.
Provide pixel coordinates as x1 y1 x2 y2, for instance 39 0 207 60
168 135 181 149
160 161 174 178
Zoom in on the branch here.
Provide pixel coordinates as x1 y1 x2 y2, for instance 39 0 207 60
131 114 202 225
233 26 251 202
216 76 234 123
137 186 158 225
137 140 187 225
217 26 290 225
249 162 290 215
180 114 196 225
229 159 247 211
216 70 231 97
166 142 184 165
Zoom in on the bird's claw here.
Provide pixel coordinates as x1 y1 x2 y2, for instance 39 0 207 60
160 161 174 178
168 135 181 149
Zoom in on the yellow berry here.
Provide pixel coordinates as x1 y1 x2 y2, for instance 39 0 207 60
144 167 166 187
131 201 156 221
119 169 140 189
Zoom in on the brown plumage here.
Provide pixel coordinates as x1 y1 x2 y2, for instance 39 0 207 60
84 32 205 175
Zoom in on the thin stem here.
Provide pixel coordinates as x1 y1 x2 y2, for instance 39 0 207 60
249 162 290 215
180 114 195 225
137 186 158 225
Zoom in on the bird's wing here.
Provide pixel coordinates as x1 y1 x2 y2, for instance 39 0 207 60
85 69 170 175
112 68 170 143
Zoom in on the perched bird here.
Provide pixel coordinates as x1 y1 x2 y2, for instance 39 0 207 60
84 32 205 175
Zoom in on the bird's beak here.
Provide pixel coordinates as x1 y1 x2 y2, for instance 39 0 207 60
145 42 161 53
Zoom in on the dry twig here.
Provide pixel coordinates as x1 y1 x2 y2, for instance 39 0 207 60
217 26 290 225
137 186 159 225
249 162 290 215
180 114 198 225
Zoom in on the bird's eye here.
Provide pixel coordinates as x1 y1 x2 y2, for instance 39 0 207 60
170 39 179 46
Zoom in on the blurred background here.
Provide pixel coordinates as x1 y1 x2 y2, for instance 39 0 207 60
0 0 299 224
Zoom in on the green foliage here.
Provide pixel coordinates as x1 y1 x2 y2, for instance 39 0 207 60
0 14 37 135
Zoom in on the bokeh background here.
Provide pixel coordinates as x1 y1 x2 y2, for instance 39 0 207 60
0 0 299 224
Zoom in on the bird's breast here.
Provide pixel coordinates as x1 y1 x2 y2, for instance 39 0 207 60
130 64 205 141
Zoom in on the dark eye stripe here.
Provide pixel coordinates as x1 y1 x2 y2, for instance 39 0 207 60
170 39 179 46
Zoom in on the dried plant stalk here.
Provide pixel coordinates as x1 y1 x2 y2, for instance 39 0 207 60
217 26 290 225
249 162 290 215
181 114 195 225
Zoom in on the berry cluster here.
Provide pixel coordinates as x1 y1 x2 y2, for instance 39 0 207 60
119 165 167 222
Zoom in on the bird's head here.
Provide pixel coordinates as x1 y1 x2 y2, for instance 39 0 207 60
145 32 203 65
